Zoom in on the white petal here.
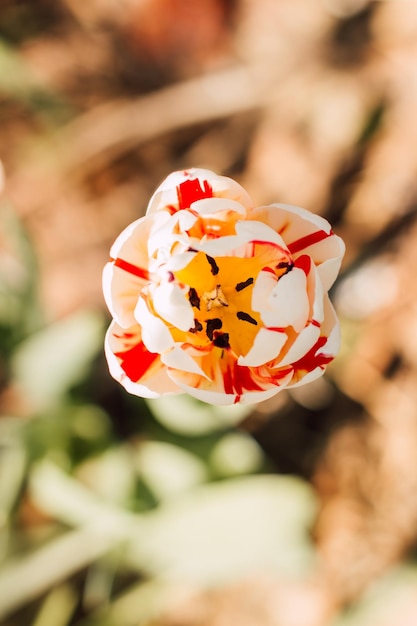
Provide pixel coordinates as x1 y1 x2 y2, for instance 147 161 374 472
172 377 291 406
316 252 344 291
152 282 194 331
252 270 277 313
308 263 324 325
237 384 289 404
323 322 340 358
260 269 310 332
191 197 247 215
287 366 326 388
238 328 288 367
174 382 239 406
320 298 341 356
161 345 211 379
235 220 288 249
197 234 245 256
103 262 140 328
110 213 166 263
105 216 157 326
163 251 197 272
109 216 145 260
147 211 196 258
278 323 321 367
135 297 174 353
122 370 181 398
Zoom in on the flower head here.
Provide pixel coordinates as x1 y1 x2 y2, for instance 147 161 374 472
103 168 345 405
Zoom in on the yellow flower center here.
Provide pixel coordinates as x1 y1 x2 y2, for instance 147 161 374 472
173 244 292 358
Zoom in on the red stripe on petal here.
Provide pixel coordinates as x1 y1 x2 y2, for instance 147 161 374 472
239 366 265 392
223 363 234 396
112 258 150 281
250 240 281 247
271 366 293 380
292 336 333 373
115 341 159 382
114 331 136 339
288 229 332 255
223 360 264 398
294 254 311 275
233 362 244 396
177 178 213 210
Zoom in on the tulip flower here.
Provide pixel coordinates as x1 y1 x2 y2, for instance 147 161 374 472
103 169 344 405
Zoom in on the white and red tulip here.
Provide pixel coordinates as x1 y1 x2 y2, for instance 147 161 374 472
103 169 344 405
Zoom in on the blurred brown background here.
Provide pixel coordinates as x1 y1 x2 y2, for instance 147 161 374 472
2 1 417 625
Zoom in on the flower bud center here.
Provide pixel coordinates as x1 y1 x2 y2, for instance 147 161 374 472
173 244 293 357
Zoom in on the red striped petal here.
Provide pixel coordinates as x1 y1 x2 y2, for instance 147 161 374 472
291 336 333 373
288 229 333 255
294 254 311 275
177 178 213 210
223 359 264 399
112 257 150 281
115 341 159 382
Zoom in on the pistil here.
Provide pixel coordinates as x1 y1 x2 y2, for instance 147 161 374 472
201 284 229 312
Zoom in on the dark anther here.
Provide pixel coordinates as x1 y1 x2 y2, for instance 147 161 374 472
189 319 203 333
213 332 230 349
235 277 254 292
188 287 201 309
206 255 220 275
206 317 223 341
277 261 294 274
187 246 198 253
167 271 175 282
237 311 258 325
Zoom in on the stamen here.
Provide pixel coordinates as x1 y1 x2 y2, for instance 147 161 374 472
206 318 222 341
276 261 294 275
237 311 258 325
213 332 230 349
235 277 254 292
202 285 228 311
206 255 219 275
188 287 201 309
189 319 203 333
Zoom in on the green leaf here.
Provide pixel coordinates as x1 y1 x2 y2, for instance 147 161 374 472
12 310 104 411
76 447 137 507
0 202 41 351
135 441 208 501
0 418 27 520
209 431 265 477
146 394 252 436
133 474 317 584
